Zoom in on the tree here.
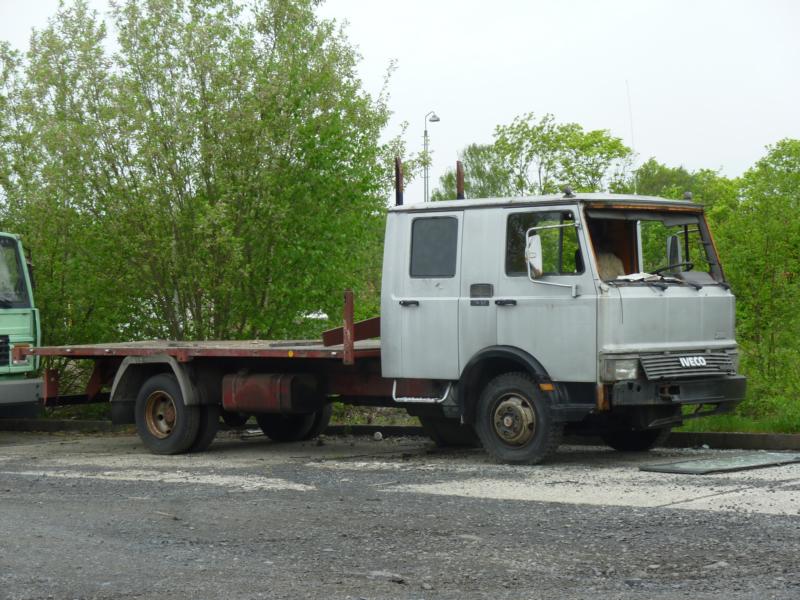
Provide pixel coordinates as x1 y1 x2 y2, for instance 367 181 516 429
493 113 631 195
431 143 510 201
432 113 632 199
626 158 738 210
0 0 393 347
714 140 800 413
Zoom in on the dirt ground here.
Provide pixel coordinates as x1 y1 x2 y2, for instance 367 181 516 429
1 429 799 599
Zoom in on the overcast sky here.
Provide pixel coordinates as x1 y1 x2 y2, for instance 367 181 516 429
2 0 799 203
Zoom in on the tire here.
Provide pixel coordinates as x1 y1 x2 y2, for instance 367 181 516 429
256 412 316 442
302 403 332 440
474 372 563 464
135 374 200 455
220 410 249 428
190 404 220 452
420 416 480 447
256 404 332 442
602 428 671 452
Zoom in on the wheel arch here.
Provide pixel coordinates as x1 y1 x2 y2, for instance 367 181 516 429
110 355 201 407
459 346 558 424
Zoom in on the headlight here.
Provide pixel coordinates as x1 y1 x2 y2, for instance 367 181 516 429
603 358 639 381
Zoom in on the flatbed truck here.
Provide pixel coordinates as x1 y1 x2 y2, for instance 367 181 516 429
16 166 746 463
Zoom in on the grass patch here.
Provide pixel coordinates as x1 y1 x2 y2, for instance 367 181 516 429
330 403 419 427
678 413 800 434
41 404 111 420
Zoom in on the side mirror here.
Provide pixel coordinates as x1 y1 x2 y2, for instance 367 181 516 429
667 235 683 269
525 234 543 279
26 260 35 292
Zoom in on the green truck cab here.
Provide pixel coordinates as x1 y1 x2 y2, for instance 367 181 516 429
0 232 41 416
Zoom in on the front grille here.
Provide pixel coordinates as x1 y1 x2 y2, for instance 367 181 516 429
640 352 734 380
0 335 9 366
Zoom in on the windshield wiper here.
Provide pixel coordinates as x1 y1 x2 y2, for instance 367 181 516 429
609 279 668 292
644 281 668 292
611 273 702 292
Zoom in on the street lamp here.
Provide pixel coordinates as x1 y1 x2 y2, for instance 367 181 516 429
423 111 440 203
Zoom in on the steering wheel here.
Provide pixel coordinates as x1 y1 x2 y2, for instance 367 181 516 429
651 261 694 275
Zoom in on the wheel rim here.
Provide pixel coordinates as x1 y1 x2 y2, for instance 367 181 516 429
492 394 536 446
144 391 177 439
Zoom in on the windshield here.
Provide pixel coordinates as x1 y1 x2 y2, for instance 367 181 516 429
0 236 31 308
585 208 724 285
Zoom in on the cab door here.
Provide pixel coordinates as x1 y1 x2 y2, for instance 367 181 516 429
387 212 463 380
494 207 597 383
458 208 501 370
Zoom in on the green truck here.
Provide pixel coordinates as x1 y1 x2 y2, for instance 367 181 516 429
0 232 41 417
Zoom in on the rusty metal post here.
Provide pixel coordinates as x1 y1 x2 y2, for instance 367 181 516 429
343 289 355 365
43 369 60 407
456 160 465 200
394 157 404 206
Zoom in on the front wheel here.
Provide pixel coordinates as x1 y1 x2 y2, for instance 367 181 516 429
475 372 562 464
602 428 671 452
135 374 200 455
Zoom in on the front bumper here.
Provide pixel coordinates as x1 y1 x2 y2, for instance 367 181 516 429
0 378 42 406
612 375 746 408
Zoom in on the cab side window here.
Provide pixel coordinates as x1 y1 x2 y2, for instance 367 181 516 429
410 216 458 278
506 211 582 276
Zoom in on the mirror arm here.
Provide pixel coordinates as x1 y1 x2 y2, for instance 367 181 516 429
526 263 579 298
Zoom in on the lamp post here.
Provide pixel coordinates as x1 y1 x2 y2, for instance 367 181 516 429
423 111 440 203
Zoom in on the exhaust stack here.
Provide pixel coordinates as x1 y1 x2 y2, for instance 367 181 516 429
456 160 465 200
394 157 404 206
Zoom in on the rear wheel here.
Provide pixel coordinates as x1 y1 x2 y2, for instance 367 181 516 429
420 416 480 447
220 410 249 428
602 428 670 452
135 374 200 455
190 404 220 452
475 372 562 464
303 403 332 440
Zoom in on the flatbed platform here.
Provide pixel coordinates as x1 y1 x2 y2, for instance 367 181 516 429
26 338 382 361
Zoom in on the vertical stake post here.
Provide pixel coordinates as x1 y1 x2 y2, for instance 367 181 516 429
343 289 354 365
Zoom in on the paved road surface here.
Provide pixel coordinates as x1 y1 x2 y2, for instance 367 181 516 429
1 430 799 599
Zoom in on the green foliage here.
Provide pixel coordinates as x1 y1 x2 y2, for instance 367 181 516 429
493 113 631 195
713 140 800 418
433 113 631 200
0 0 392 347
431 143 510 201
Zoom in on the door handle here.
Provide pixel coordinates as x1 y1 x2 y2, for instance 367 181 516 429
399 300 420 307
495 299 517 306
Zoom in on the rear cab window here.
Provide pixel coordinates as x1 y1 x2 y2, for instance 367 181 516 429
410 217 458 278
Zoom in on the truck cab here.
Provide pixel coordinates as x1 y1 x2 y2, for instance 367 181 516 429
0 233 41 416
380 193 745 463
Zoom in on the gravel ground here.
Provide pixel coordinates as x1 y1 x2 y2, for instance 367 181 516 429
1 430 799 600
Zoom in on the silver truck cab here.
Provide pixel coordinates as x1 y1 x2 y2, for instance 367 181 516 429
380 192 745 463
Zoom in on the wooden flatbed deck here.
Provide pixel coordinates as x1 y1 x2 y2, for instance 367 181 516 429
26 339 382 361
